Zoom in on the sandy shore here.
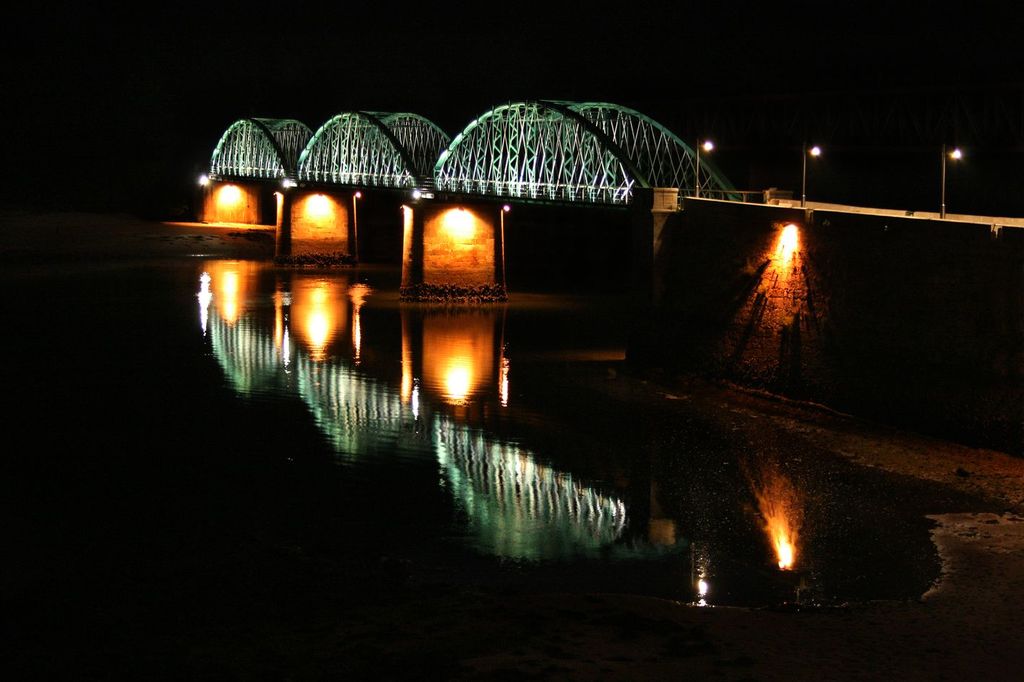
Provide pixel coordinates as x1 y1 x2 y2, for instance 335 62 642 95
5 211 1024 680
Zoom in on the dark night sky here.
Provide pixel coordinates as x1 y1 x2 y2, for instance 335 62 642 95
2 1 1021 215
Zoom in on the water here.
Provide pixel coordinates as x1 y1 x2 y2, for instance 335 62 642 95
3 255 975 628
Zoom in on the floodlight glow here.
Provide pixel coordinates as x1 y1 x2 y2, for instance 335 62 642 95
810 146 822 157
282 178 297 189
702 140 714 152
442 208 475 240
950 148 962 160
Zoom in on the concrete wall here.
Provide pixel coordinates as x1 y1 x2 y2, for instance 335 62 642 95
288 191 350 255
201 181 262 224
637 198 1023 454
423 205 497 286
403 203 499 289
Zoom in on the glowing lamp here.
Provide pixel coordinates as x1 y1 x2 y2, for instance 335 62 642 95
412 189 422 200
305 193 332 219
216 184 243 208
502 204 511 213
282 178 297 189
950 148 962 160
198 174 209 186
809 146 822 157
443 208 475 240
354 191 362 199
694 139 715 198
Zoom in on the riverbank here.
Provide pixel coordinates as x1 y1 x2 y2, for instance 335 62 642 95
4 211 1023 680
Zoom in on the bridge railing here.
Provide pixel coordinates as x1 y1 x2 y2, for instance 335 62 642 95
677 189 768 205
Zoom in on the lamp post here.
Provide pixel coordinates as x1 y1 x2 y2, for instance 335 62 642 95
940 145 961 219
352 191 362 261
694 140 714 198
499 204 510 288
802 144 821 208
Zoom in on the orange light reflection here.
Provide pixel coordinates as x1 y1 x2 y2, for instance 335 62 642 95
205 260 259 325
420 312 495 407
290 278 346 361
745 460 803 571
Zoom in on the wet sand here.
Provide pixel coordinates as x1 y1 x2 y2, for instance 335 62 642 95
5 211 1024 680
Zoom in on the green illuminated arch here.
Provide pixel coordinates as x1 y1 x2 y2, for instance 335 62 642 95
297 112 450 189
562 102 736 198
209 118 312 181
434 101 736 205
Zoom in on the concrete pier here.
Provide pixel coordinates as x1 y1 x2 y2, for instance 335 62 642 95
401 201 507 300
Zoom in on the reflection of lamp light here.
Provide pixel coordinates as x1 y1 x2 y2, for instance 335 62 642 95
293 280 341 362
349 284 370 365
197 272 212 335
444 362 473 402
499 356 510 407
219 269 240 323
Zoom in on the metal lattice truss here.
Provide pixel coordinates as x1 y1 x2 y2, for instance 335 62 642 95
563 102 736 199
210 118 312 181
297 112 450 189
434 102 639 205
433 101 737 205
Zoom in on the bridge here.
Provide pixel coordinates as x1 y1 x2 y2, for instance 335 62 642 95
198 102 737 298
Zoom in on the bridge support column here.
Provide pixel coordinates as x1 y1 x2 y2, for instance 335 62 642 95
631 187 680 306
400 202 507 301
627 187 681 364
275 190 293 258
283 190 352 258
201 180 264 225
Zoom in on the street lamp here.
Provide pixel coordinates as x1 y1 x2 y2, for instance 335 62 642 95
694 140 714 198
802 144 821 208
940 145 962 219
499 204 510 288
352 191 362 262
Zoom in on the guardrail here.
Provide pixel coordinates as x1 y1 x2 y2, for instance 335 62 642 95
677 189 768 204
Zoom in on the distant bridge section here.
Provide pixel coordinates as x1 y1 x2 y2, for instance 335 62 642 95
297 112 451 189
433 101 736 206
209 118 312 181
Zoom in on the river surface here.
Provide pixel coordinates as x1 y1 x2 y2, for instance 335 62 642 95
4 255 978 627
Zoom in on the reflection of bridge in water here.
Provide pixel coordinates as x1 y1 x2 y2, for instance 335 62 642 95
201 263 627 559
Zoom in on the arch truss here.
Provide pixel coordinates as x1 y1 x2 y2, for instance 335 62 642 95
297 112 450 189
434 101 736 205
564 102 735 199
209 118 312 181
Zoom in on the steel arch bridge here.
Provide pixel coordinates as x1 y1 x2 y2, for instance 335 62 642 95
433 101 736 206
297 112 450 189
209 118 313 181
